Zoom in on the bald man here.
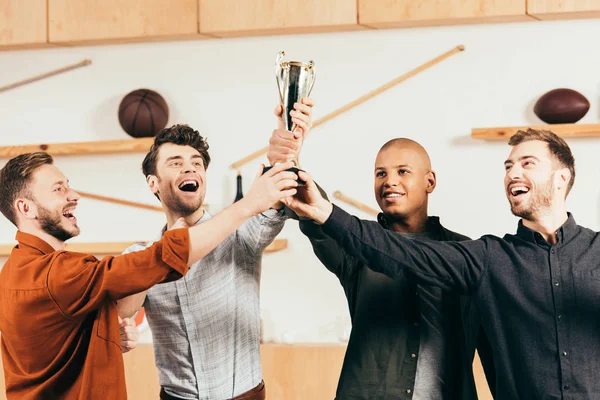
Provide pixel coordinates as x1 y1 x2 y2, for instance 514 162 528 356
267 136 495 399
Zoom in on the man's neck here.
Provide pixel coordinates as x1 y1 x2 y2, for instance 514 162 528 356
165 207 206 229
387 209 429 234
522 205 568 245
20 226 66 251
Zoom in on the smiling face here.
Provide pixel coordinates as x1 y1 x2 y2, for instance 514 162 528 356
147 143 207 215
374 140 435 221
504 140 568 220
26 164 81 241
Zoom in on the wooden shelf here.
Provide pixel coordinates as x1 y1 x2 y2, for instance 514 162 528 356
0 137 154 158
471 123 600 141
0 238 288 256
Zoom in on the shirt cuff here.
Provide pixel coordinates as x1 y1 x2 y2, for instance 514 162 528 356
322 204 352 238
160 228 190 277
261 207 288 220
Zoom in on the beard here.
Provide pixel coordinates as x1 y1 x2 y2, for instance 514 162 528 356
158 181 204 216
37 205 79 242
509 176 553 220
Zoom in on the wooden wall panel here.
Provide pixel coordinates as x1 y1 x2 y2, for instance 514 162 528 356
528 0 600 20
199 0 361 37
359 0 533 29
0 0 47 47
48 0 200 44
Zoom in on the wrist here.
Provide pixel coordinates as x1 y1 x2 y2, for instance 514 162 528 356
314 200 333 224
234 197 257 219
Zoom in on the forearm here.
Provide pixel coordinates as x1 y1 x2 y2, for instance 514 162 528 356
117 291 147 318
321 205 486 293
187 197 255 264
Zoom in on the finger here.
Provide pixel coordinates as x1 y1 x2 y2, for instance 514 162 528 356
291 110 311 125
293 102 313 116
272 128 298 142
265 161 295 177
255 165 264 180
292 118 308 134
271 171 298 182
118 316 124 326
267 147 296 161
276 179 300 190
274 104 283 117
301 97 315 107
123 341 137 350
279 188 298 198
269 135 299 150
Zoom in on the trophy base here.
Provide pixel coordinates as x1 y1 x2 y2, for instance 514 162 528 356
262 165 306 186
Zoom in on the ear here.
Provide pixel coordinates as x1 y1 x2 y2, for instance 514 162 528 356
425 170 437 194
147 175 159 196
15 198 37 221
555 167 570 193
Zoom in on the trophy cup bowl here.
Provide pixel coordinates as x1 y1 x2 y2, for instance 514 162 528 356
264 51 316 185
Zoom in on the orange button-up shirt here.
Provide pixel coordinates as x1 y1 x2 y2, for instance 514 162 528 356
0 229 190 399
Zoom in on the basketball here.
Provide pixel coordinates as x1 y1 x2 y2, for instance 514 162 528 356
533 88 589 124
118 89 169 138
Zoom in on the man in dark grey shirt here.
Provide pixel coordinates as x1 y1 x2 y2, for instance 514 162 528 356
285 128 597 399
268 135 494 399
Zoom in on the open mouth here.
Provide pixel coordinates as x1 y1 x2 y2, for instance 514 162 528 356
382 191 405 200
509 185 530 199
62 208 76 221
178 179 199 193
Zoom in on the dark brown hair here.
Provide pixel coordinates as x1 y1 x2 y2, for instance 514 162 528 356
509 128 576 195
0 152 54 226
142 124 210 178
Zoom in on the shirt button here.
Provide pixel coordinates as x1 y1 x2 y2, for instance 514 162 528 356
557 315 562 320
414 322 419 327
411 353 417 359
564 384 570 390
554 282 560 287
551 249 555 254
562 351 568 356
406 389 412 394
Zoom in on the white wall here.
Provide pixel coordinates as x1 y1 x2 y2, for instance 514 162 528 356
2 18 600 343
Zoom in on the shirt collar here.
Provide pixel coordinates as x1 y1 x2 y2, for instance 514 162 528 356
515 212 577 245
377 213 442 232
160 210 211 238
15 231 57 255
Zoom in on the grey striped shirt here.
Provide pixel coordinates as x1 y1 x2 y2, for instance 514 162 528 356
124 209 287 399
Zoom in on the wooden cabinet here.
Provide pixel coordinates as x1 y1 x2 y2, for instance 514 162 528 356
199 0 360 37
528 0 600 19
359 0 532 28
0 0 47 47
48 0 200 44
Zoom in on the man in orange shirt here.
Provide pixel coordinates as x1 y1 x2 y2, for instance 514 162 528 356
0 152 298 400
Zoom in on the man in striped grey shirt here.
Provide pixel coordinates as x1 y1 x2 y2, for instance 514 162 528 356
117 100 313 400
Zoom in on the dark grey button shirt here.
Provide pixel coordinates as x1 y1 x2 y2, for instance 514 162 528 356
300 216 491 400
323 205 600 399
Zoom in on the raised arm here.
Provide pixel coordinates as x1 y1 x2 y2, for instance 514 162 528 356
284 172 489 294
52 163 299 318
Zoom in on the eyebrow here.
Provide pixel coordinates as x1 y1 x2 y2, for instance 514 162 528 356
375 164 412 171
504 155 541 166
52 180 69 187
165 155 203 163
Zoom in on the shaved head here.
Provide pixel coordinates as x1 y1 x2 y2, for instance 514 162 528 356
378 138 432 171
374 138 436 227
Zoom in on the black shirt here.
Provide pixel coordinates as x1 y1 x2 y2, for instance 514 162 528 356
323 205 600 399
300 215 494 400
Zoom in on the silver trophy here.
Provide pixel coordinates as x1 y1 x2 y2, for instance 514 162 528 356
264 51 316 184
275 51 316 132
